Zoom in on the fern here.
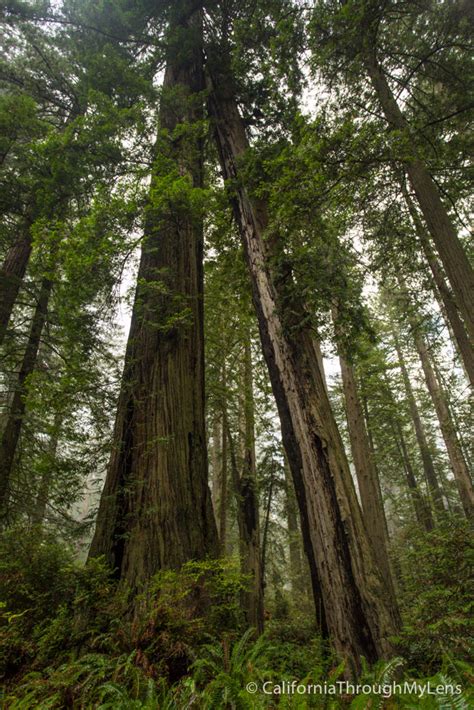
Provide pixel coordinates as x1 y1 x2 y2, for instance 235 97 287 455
376 656 405 684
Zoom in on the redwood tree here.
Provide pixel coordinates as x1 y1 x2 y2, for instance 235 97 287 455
206 49 400 670
88 5 218 590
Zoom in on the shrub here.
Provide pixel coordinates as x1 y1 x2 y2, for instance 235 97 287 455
393 516 474 672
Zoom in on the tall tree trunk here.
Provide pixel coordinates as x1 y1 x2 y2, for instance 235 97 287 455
210 416 221 518
403 191 474 386
260 457 274 592
284 458 304 596
0 222 34 347
337 348 396 599
219 404 229 554
0 276 52 520
31 410 62 527
412 327 474 518
382 373 434 531
207 63 400 670
432 358 472 470
88 7 218 590
241 339 264 633
224 339 264 634
392 333 445 516
362 43 474 340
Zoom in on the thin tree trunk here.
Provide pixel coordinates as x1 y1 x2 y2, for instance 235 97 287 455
403 191 474 386
218 357 229 553
382 373 434 532
363 45 474 340
337 348 396 599
88 7 218 590
240 339 264 633
31 410 62 526
210 416 221 518
207 63 400 670
284 458 304 596
224 339 264 634
412 327 474 518
260 459 274 591
0 222 34 347
219 404 229 553
392 333 445 516
0 276 52 519
433 358 473 470
314 339 328 395
361 393 377 458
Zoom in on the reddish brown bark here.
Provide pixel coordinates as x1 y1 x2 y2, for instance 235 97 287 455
207 63 400 670
88 8 218 589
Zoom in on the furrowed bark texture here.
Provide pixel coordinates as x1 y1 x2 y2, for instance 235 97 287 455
88 9 218 589
207 68 400 670
338 350 396 598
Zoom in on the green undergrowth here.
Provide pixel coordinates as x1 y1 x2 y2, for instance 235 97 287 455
0 522 472 709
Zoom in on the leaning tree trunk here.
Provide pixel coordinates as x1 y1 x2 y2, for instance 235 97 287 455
392 332 445 516
207 62 400 671
381 371 434 532
362 41 474 341
0 220 34 347
412 327 474 519
88 7 218 590
337 348 396 599
284 459 306 598
403 190 474 387
0 103 83 349
0 276 52 520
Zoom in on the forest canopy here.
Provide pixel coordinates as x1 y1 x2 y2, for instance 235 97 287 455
0 0 473 707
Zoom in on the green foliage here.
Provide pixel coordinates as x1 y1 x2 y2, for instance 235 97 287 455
1 0 472 708
264 615 327 681
394 517 474 672
191 628 274 708
2 529 473 708
0 548 250 706
0 529 116 680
